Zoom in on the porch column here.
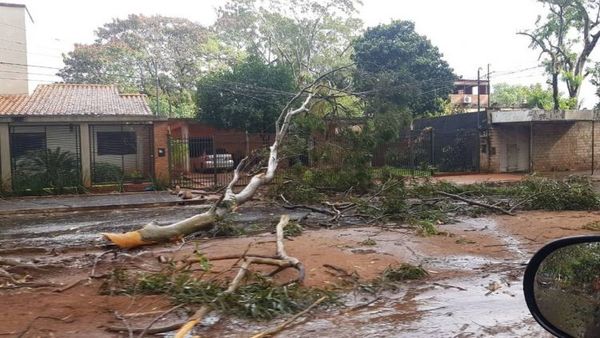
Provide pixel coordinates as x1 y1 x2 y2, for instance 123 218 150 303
79 123 92 187
0 123 11 191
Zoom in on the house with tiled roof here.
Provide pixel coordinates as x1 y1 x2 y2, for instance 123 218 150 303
0 83 163 192
0 3 174 193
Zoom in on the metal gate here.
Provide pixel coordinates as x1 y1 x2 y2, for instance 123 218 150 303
90 124 154 184
168 134 272 189
373 128 480 174
10 124 82 194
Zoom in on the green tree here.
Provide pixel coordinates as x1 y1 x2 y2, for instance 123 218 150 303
492 83 576 110
214 0 363 85
352 20 456 140
588 62 600 109
520 0 600 108
59 15 232 117
197 58 295 133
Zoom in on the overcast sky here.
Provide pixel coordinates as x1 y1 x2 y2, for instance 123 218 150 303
7 0 600 108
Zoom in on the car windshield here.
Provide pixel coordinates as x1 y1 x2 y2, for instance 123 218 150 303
1 1 599 337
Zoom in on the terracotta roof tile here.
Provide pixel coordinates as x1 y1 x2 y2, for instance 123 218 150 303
0 94 29 114
0 83 153 116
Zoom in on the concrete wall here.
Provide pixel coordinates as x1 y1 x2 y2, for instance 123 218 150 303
0 4 29 94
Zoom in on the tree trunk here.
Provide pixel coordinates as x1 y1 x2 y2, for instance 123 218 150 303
552 72 560 111
102 93 315 249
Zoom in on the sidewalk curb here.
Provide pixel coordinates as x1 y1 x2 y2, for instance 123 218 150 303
0 198 211 217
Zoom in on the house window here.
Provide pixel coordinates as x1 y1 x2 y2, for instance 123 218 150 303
97 131 137 155
11 132 46 158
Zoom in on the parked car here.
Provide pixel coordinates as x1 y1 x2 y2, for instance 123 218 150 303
196 153 235 172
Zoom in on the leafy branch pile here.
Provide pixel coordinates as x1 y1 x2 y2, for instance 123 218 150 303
274 173 600 235
103 268 332 321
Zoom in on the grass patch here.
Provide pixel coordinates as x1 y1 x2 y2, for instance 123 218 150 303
380 264 429 282
209 217 246 237
360 238 377 246
455 237 477 245
283 220 303 237
416 220 440 236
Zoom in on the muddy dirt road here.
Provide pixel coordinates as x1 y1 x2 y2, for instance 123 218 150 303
1 206 599 337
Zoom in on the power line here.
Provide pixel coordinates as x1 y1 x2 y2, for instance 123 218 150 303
0 37 71 53
0 46 63 59
0 60 64 70
0 69 60 77
492 65 544 77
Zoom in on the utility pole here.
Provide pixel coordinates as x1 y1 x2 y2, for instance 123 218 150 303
154 61 160 116
487 64 491 109
477 67 482 113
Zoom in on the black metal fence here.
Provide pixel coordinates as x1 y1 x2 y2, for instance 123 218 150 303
373 128 480 174
90 124 154 185
169 134 272 189
10 124 82 193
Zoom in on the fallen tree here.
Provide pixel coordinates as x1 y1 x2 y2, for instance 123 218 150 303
102 70 346 249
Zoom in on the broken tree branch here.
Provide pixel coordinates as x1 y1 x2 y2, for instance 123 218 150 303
137 304 185 338
436 191 515 216
102 87 317 248
280 194 336 216
175 215 303 337
250 296 327 338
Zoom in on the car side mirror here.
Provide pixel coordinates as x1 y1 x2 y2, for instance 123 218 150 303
524 236 600 338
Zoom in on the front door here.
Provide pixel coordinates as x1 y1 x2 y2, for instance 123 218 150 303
507 144 519 172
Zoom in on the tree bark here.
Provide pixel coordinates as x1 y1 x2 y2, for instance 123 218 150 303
552 72 560 111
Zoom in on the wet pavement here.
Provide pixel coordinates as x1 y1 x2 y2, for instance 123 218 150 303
0 191 208 215
0 204 314 249
3 206 591 337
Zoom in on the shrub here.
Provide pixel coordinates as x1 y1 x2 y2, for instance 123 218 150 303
93 162 123 183
14 147 80 194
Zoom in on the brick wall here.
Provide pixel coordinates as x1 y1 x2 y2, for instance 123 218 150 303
532 121 596 172
153 121 171 181
480 127 500 172
483 121 599 173
153 120 276 181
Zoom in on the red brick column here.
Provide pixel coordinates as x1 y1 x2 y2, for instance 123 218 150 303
153 121 171 183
